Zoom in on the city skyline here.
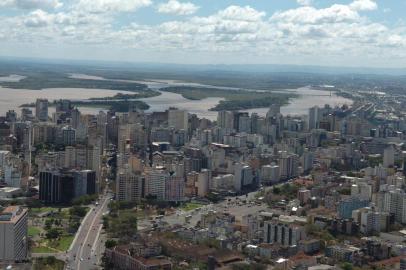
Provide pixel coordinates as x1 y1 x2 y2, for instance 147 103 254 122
1 0 406 67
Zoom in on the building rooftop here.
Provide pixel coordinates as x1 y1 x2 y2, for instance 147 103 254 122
0 187 21 192
0 206 27 223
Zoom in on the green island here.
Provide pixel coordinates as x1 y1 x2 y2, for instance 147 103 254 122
160 86 297 111
0 70 147 92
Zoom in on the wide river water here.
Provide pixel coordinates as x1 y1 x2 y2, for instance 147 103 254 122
0 74 352 120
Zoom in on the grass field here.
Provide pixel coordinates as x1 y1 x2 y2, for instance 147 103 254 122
32 245 56 253
30 206 88 254
181 202 204 211
30 207 60 215
32 234 74 253
54 235 74 251
28 226 41 237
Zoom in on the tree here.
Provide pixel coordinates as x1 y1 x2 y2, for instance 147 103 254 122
105 239 117 249
232 263 266 270
45 219 53 230
46 228 61 239
272 186 281 194
69 206 87 217
341 263 353 270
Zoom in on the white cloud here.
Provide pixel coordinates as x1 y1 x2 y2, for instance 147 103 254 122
0 0 62 9
75 0 152 13
24 9 53 27
349 0 378 11
1 1 406 66
217 5 265 22
297 0 312 6
271 5 360 24
157 0 199 15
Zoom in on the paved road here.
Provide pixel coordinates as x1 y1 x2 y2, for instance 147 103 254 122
65 192 112 270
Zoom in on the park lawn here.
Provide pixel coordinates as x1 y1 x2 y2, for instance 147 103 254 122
30 207 60 215
117 208 147 219
54 235 74 251
32 245 56 253
32 234 74 253
181 202 204 211
59 208 71 219
28 226 41 237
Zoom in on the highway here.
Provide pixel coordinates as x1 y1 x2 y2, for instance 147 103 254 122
65 192 112 270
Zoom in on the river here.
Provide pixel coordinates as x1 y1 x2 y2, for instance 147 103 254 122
0 86 133 115
0 73 353 120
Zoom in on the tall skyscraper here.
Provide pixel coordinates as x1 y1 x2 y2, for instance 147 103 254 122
62 126 76 146
39 171 75 204
168 108 188 131
145 169 168 200
279 151 299 180
217 111 234 130
74 170 96 197
308 106 319 130
0 206 28 262
35 99 48 122
383 145 395 168
116 167 144 202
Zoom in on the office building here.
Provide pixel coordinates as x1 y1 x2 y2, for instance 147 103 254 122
279 152 299 180
264 219 306 246
35 98 48 122
74 170 96 198
39 171 75 204
168 108 188 130
337 197 369 219
0 206 28 262
116 168 144 202
383 145 395 168
62 126 76 146
145 169 168 200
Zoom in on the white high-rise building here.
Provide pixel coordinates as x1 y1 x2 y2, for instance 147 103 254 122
308 106 319 130
263 219 306 246
234 163 253 192
0 206 28 262
116 167 144 202
4 165 21 188
383 189 406 224
145 169 168 200
351 183 372 201
217 111 234 130
168 109 188 130
35 99 48 122
211 174 234 191
301 149 314 173
279 151 299 180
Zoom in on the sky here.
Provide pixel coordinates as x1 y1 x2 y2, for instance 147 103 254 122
0 0 406 68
